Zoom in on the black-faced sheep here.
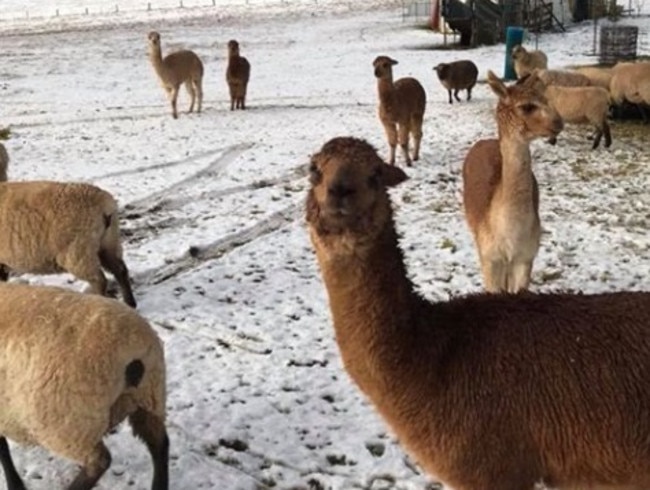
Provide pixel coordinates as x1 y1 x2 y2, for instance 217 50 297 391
0 181 137 307
307 135 650 490
0 282 167 490
226 39 251 111
373 55 426 166
511 45 548 78
432 60 478 104
147 31 204 119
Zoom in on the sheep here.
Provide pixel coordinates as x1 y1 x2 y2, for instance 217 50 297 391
534 68 592 87
226 39 251 111
0 282 168 490
306 135 650 490
573 65 613 89
543 84 612 149
0 180 137 307
432 59 478 104
609 61 650 123
0 143 7 182
462 71 563 293
147 31 204 119
511 44 548 79
373 55 426 167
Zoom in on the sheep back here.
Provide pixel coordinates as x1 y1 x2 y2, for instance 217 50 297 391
434 60 478 90
0 282 165 448
0 181 118 273
574 66 613 89
610 62 650 105
536 69 591 87
544 85 610 125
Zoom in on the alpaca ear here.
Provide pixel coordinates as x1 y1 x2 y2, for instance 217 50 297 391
487 70 508 99
390 58 398 66
381 163 408 187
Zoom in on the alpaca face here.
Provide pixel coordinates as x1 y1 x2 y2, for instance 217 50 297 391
487 71 563 142
306 137 407 235
147 31 161 49
227 40 240 57
373 56 398 79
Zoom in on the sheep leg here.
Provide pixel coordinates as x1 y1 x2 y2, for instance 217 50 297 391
603 120 612 147
398 123 412 167
0 437 26 490
66 443 111 490
382 122 398 165
168 86 179 119
447 89 453 104
507 261 533 293
129 409 169 490
0 264 8 281
548 135 557 145
99 249 137 308
184 81 195 114
453 89 461 102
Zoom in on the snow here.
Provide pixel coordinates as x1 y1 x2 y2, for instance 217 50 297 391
0 1 649 489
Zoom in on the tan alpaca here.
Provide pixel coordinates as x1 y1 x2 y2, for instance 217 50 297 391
226 39 251 111
147 31 204 119
462 71 563 293
307 135 650 490
373 56 426 166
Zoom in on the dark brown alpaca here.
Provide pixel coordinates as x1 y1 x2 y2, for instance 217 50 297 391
307 136 650 490
226 39 251 111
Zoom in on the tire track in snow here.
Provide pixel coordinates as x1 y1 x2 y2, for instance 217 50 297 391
133 202 302 286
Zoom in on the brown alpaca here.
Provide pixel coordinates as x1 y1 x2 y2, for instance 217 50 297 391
226 39 251 111
462 71 563 293
373 56 426 166
147 31 204 119
307 135 650 490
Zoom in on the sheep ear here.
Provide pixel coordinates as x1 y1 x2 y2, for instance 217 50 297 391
487 70 508 99
380 163 408 187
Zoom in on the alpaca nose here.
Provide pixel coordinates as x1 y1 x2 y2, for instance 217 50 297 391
328 182 355 199
374 67 381 78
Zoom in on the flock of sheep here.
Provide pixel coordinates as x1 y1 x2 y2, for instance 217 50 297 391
0 23 648 490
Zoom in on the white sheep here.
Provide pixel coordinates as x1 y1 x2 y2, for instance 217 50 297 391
543 85 612 149
0 282 167 489
535 68 592 87
0 180 137 307
511 45 548 79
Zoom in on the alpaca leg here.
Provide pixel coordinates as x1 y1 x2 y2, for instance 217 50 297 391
411 114 424 162
398 123 412 167
241 89 247 110
194 78 203 113
168 86 179 119
382 122 398 165
184 81 195 113
66 443 111 490
0 264 8 281
507 261 533 293
0 437 26 490
481 258 507 293
99 249 137 308
129 409 169 490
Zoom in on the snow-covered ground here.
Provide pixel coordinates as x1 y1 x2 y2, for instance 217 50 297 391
0 1 649 489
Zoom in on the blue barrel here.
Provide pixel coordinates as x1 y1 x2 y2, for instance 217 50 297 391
504 26 525 80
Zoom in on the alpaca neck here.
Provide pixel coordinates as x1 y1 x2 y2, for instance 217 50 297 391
149 46 167 79
313 219 421 398
377 78 397 107
497 129 534 206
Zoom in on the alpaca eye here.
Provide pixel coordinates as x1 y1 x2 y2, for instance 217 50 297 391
521 103 537 114
309 163 322 185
